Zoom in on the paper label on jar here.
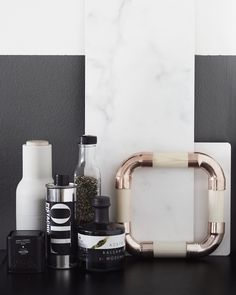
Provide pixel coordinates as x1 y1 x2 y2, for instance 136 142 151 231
78 233 125 249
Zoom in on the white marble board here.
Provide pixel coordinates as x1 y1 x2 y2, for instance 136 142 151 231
85 0 195 242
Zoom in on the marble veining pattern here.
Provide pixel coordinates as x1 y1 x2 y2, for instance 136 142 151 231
85 0 194 241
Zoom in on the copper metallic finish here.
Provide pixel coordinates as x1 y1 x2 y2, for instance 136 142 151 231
115 153 153 190
124 222 154 257
123 222 131 234
188 152 225 191
125 234 142 256
210 221 225 234
186 222 225 257
141 241 154 257
116 152 226 258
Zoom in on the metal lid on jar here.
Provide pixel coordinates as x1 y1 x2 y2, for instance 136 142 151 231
46 174 76 202
79 135 97 145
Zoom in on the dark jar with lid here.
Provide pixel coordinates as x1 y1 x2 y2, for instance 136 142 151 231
77 196 125 272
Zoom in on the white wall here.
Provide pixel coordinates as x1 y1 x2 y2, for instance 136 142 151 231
0 0 84 55
195 0 236 55
0 0 236 55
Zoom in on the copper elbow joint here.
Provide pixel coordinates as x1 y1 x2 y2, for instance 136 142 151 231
115 152 226 258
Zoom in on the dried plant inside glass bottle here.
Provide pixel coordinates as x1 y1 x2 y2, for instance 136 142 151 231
75 175 99 224
74 135 101 225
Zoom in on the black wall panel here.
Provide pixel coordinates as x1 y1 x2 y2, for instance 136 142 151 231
0 56 85 249
0 55 235 254
195 55 236 253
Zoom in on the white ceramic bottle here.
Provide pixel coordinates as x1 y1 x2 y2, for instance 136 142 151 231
16 140 53 231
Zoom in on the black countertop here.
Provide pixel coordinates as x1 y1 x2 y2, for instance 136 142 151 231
0 250 235 295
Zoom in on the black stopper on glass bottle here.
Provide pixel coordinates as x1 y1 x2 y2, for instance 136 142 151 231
79 135 97 145
92 196 110 224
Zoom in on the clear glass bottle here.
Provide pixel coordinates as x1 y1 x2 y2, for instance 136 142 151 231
74 135 101 225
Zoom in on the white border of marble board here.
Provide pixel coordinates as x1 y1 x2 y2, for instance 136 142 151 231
194 142 231 256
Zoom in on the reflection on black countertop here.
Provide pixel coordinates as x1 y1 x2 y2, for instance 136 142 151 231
0 250 236 295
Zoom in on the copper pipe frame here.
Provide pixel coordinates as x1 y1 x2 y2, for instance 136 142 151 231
115 152 226 258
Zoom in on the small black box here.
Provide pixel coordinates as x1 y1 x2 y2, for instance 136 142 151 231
7 230 45 273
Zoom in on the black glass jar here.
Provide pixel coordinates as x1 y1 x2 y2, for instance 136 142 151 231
77 196 125 272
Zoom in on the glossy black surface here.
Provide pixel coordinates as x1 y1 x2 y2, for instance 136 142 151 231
1 251 236 295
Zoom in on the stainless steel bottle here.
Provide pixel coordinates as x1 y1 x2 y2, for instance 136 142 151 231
46 174 77 269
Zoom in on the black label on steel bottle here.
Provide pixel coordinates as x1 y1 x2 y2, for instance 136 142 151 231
46 174 77 269
46 202 74 255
